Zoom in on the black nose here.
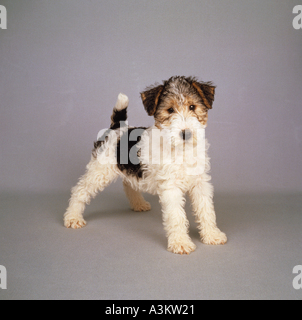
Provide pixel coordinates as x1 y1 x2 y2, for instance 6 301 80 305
180 129 192 140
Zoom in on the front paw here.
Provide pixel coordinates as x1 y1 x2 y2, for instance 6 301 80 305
64 217 87 229
202 228 227 245
167 235 196 255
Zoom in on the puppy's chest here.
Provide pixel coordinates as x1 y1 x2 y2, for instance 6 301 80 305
115 126 206 193
133 163 199 194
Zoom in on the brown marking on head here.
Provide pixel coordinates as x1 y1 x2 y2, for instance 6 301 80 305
155 94 209 128
140 85 164 116
141 76 215 127
192 81 215 109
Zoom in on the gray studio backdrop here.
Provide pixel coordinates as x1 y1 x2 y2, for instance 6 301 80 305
1 0 302 195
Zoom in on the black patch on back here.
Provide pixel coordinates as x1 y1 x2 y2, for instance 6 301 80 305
94 140 104 150
92 140 104 158
116 127 147 179
92 129 111 158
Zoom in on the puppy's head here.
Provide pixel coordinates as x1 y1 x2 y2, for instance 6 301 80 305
140 76 215 128
141 76 215 146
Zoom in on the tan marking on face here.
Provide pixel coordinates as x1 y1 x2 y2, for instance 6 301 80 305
154 95 208 128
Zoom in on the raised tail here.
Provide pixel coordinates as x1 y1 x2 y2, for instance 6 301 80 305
110 93 129 130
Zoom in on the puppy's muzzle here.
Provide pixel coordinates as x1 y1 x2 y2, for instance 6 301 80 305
180 129 192 141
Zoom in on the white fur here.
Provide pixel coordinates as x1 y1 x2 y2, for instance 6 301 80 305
64 93 227 255
114 93 129 111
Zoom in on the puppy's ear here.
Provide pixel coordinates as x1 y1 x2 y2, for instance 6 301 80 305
140 85 164 116
192 81 216 109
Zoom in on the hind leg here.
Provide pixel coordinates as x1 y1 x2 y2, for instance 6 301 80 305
123 181 151 212
64 157 118 229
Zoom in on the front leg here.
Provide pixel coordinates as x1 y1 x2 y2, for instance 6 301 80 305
189 176 227 245
158 186 196 255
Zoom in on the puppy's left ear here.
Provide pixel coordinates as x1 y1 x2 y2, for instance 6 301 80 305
140 85 164 116
192 81 216 109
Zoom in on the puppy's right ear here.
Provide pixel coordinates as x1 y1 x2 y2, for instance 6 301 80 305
140 85 164 116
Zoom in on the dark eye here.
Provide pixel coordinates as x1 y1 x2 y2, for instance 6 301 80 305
168 107 174 114
189 105 196 111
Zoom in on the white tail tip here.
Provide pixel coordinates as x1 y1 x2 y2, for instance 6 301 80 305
115 93 129 111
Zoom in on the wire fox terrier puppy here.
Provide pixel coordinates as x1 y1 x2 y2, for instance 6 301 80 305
64 76 227 255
